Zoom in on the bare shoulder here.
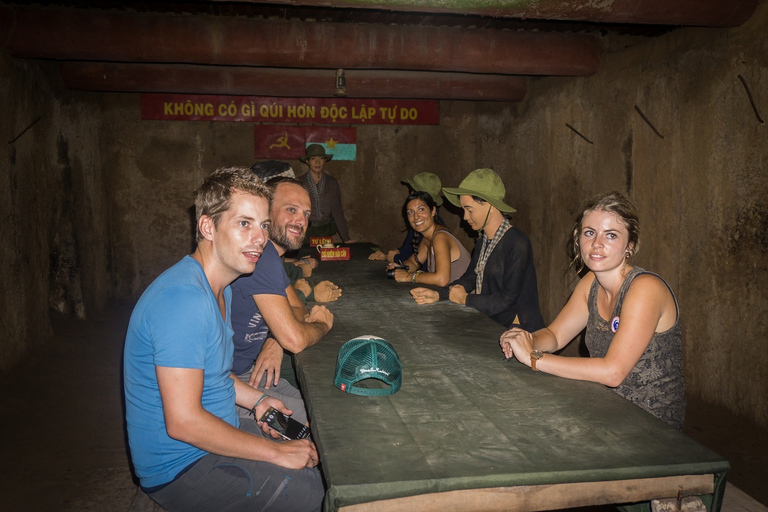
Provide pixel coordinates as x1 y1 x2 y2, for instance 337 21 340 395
572 271 596 299
431 229 453 247
627 273 672 299
623 273 677 327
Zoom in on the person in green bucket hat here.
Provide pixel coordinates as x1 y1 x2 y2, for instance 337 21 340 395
368 172 444 267
410 168 545 331
298 144 355 243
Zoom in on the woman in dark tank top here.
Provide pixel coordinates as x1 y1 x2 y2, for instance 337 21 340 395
499 192 685 429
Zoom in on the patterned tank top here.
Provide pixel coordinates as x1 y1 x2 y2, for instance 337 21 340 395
585 267 686 430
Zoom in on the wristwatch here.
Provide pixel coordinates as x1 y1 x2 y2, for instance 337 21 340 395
530 350 544 371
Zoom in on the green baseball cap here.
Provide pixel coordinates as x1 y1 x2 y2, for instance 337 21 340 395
442 168 516 213
334 336 402 396
401 172 443 206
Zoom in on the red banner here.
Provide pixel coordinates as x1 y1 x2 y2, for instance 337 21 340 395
142 94 439 125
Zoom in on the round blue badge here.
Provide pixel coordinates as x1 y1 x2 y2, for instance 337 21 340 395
611 316 620 333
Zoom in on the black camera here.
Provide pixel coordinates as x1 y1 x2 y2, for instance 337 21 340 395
386 265 404 279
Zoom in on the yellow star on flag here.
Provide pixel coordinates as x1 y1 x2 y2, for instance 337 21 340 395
325 137 338 149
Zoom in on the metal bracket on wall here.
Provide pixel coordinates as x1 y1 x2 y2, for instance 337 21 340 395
8 115 41 144
737 74 764 124
634 106 664 139
566 123 594 144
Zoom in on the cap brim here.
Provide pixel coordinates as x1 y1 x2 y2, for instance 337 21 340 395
299 155 332 163
442 187 516 213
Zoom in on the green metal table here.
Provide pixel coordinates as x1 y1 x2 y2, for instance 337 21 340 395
295 244 728 512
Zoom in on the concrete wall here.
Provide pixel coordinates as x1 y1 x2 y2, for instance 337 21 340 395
1 56 111 370
103 99 496 300
1 3 766 427
500 4 768 427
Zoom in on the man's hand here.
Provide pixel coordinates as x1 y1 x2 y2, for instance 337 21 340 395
293 257 317 277
299 256 319 269
273 439 320 469
314 280 342 302
293 278 313 297
410 287 439 304
448 284 468 305
368 250 388 261
252 395 291 434
305 304 333 331
249 338 284 388
254 396 319 468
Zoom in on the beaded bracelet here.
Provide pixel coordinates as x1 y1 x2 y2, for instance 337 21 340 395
411 270 423 283
249 394 268 418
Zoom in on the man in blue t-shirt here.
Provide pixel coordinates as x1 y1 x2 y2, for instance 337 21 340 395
123 167 324 512
230 177 334 419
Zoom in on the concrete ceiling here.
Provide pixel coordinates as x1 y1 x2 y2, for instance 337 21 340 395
0 1 758 101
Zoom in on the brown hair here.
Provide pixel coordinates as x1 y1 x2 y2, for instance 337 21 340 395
569 191 640 273
194 167 272 242
267 176 307 191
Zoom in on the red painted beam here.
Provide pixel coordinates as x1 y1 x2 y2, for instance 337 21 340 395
0 6 602 76
58 62 528 102
220 0 759 28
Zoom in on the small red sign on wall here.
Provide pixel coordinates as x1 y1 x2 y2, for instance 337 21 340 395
318 247 351 261
309 237 335 246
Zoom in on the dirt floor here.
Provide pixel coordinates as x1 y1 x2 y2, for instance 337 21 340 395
0 304 765 511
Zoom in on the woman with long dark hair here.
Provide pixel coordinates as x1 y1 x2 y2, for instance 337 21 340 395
388 190 470 286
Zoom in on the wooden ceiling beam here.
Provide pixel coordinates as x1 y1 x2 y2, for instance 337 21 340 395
58 62 528 102
219 0 758 28
1 5 602 76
